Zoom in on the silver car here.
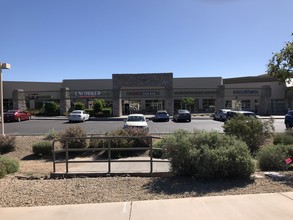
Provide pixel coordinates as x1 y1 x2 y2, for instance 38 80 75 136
213 109 231 121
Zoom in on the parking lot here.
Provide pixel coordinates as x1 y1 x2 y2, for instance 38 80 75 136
2 116 286 135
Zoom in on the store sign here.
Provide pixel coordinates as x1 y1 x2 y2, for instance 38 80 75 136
126 91 160 96
74 91 101 98
233 89 259 95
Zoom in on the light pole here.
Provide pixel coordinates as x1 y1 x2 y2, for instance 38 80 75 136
0 63 11 136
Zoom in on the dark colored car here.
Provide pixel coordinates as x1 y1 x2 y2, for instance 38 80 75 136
173 109 191 122
4 110 31 122
285 110 293 128
153 110 169 122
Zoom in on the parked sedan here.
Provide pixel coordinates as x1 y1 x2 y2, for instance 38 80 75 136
153 110 169 122
68 110 90 122
123 114 149 132
4 110 31 122
173 109 191 122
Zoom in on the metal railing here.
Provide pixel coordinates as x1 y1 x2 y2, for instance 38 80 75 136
52 136 169 176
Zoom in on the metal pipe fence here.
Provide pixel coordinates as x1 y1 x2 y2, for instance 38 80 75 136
52 135 169 176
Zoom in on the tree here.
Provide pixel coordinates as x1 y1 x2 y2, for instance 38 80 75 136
267 33 293 83
93 99 106 113
181 97 194 111
74 102 85 110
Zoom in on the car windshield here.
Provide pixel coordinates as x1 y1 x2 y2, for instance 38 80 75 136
7 110 17 113
178 110 189 114
157 112 167 115
127 116 145 121
243 113 255 117
72 110 82 114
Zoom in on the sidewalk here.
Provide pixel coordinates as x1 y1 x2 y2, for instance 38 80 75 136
1 192 293 220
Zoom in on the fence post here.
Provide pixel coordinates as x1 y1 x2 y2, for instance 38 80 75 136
150 136 153 173
108 138 111 173
65 139 69 174
52 140 56 173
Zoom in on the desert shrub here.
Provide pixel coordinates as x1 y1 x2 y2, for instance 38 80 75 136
89 128 150 158
160 130 255 179
32 141 52 156
150 141 166 158
257 145 293 171
59 126 87 149
45 129 59 140
223 115 275 154
0 135 16 154
0 157 19 175
273 133 293 145
0 162 6 178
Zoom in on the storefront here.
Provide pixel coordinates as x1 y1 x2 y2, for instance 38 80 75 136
3 72 288 116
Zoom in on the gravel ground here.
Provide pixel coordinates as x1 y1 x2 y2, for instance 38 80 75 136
0 136 293 208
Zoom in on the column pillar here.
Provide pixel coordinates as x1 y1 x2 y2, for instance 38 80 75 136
12 89 26 110
60 87 71 116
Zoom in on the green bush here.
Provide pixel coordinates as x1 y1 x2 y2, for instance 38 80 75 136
223 115 275 154
0 157 19 176
74 102 85 110
32 141 52 156
59 126 87 149
273 133 293 145
90 128 150 158
0 135 16 154
160 130 255 179
44 102 60 116
257 145 293 171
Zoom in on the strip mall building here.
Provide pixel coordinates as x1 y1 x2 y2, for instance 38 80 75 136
3 73 291 116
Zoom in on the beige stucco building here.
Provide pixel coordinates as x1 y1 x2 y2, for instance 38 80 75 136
3 73 289 116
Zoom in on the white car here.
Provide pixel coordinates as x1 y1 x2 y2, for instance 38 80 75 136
123 114 149 132
68 110 90 122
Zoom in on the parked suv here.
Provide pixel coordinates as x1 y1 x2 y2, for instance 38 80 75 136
285 110 293 129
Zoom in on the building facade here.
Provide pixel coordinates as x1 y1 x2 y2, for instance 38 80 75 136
3 73 289 116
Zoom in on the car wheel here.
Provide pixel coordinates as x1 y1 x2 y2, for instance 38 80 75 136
285 122 292 129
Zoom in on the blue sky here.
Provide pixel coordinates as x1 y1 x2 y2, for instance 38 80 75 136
1 0 293 82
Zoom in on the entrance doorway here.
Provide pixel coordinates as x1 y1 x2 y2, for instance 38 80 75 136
122 100 165 115
145 100 165 114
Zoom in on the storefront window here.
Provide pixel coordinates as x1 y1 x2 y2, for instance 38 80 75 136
242 100 250 111
203 99 215 112
225 100 232 109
